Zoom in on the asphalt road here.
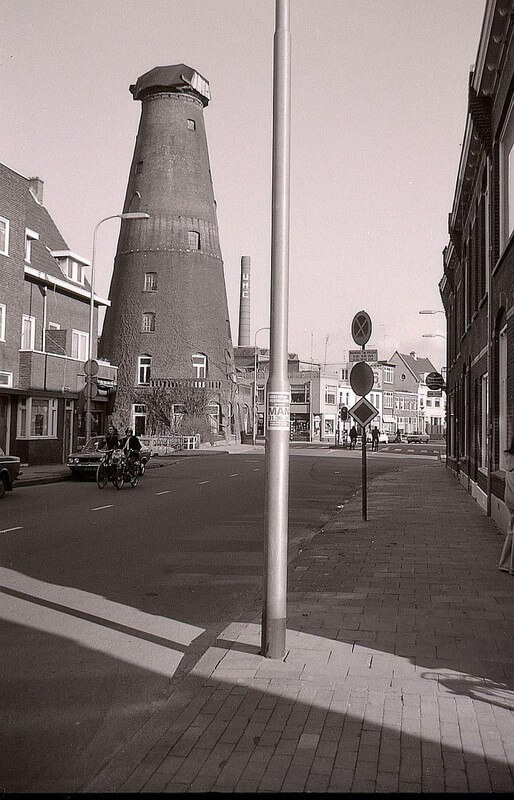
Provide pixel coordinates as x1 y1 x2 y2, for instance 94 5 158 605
0 449 435 792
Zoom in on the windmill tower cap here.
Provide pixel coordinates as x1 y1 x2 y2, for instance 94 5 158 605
130 64 211 105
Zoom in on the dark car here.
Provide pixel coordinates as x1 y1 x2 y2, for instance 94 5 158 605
0 446 21 499
67 436 151 479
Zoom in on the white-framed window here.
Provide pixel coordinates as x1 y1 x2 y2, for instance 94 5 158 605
257 386 265 404
48 321 60 330
24 228 39 263
133 403 147 436
383 367 394 383
324 385 336 405
192 353 207 379
138 354 152 385
0 303 5 341
58 257 85 285
0 216 9 256
21 314 35 350
0 371 12 387
383 391 393 408
340 368 349 381
188 230 200 250
17 397 58 439
144 272 157 291
71 329 88 361
500 96 514 250
142 312 156 332
187 119 196 131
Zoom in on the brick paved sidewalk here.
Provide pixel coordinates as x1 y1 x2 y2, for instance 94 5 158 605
84 461 514 793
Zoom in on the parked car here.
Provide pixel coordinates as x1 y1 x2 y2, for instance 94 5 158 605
405 431 430 444
0 446 21 499
67 436 151 479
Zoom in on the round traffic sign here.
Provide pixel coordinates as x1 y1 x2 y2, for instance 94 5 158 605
84 358 99 377
425 371 445 390
351 310 372 346
350 361 375 396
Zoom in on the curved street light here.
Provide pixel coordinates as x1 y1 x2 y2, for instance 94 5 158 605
422 333 446 339
86 212 150 442
252 326 270 446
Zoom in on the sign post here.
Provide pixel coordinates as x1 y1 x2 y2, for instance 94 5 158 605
350 311 375 521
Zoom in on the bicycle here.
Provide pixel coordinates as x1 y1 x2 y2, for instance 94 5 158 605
96 449 125 490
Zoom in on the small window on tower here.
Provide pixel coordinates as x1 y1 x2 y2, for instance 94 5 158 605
142 312 155 332
188 230 200 250
136 160 144 174
144 272 157 291
187 119 196 131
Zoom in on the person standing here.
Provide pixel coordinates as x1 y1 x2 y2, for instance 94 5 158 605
499 438 514 575
122 427 142 476
371 427 379 452
349 425 358 450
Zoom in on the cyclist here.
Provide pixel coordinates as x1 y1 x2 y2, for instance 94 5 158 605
122 428 142 476
99 425 121 473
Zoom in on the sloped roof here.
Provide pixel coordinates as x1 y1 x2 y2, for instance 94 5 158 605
397 352 436 381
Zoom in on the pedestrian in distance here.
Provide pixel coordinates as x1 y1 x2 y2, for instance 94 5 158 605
349 425 358 450
371 427 379 452
498 437 514 575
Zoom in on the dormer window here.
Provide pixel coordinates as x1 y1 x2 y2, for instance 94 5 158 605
24 228 39 263
51 250 89 286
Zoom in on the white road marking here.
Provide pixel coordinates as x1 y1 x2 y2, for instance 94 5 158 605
198 480 210 485
91 505 114 511
156 491 170 495
253 468 260 472
1 527 23 534
230 473 238 477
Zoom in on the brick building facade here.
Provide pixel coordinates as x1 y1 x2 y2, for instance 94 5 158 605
441 0 514 533
101 65 238 441
0 163 115 464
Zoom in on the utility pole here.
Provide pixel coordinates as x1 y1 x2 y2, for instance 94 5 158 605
261 0 291 660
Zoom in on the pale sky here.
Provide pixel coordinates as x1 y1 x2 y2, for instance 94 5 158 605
1 0 486 372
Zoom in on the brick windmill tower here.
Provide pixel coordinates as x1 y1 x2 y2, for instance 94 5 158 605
101 65 237 440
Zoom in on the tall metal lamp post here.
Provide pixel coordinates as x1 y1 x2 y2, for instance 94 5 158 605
86 212 150 442
252 326 270 446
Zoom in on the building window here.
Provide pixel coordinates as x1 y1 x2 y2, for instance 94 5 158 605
0 303 5 341
499 325 508 469
136 160 144 174
383 391 393 408
17 397 58 439
58 257 85 284
324 385 336 405
187 119 196 131
71 329 88 361
142 312 155 332
21 315 35 350
138 355 152 385
500 98 514 249
383 367 393 383
133 403 147 436
144 272 157 291
340 368 349 381
257 386 265 404
0 217 9 256
24 228 39 263
480 373 488 472
192 353 207 379
188 230 200 250
291 384 309 404
207 403 220 433
0 371 12 387
48 321 60 330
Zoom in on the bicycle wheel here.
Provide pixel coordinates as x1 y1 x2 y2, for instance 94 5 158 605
96 463 107 489
130 471 140 488
114 464 125 490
